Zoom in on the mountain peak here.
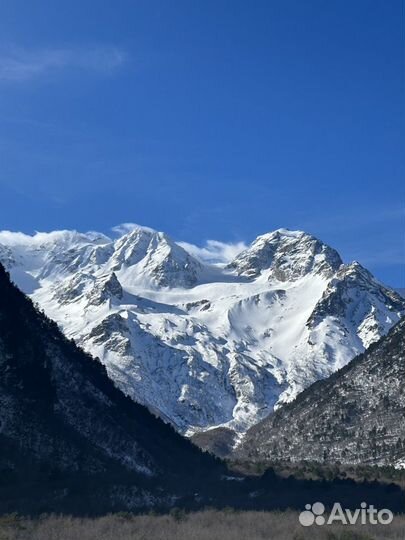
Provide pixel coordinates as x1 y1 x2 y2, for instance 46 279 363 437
259 228 305 240
227 229 342 281
111 228 203 288
87 271 123 306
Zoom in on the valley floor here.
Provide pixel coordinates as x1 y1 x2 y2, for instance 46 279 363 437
0 510 404 540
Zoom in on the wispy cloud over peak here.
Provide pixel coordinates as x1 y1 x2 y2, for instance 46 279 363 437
0 45 127 82
178 239 248 265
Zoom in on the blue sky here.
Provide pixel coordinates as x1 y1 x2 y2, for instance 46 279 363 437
0 0 403 286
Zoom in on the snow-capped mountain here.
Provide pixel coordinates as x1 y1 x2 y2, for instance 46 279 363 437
0 225 403 439
227 229 342 280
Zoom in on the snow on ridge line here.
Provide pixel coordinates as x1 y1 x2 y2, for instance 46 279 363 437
259 228 305 239
0 225 335 269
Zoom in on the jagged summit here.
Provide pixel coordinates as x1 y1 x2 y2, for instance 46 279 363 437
112 227 158 268
0 226 204 290
227 229 342 281
111 228 203 288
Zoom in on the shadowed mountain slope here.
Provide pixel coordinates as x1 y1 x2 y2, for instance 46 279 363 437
0 263 223 513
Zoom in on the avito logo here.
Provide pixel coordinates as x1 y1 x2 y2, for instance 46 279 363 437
299 502 393 527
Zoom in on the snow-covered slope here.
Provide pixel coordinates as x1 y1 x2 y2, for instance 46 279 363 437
1 226 403 437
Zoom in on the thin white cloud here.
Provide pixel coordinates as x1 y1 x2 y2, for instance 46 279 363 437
0 45 127 82
0 230 74 245
109 224 247 263
0 229 111 246
110 224 247 263
111 223 157 236
178 239 247 265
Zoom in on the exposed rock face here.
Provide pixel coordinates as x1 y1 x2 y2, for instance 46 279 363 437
110 228 203 288
0 244 15 269
227 229 343 280
307 262 404 348
1 226 404 439
87 272 123 306
237 318 405 467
